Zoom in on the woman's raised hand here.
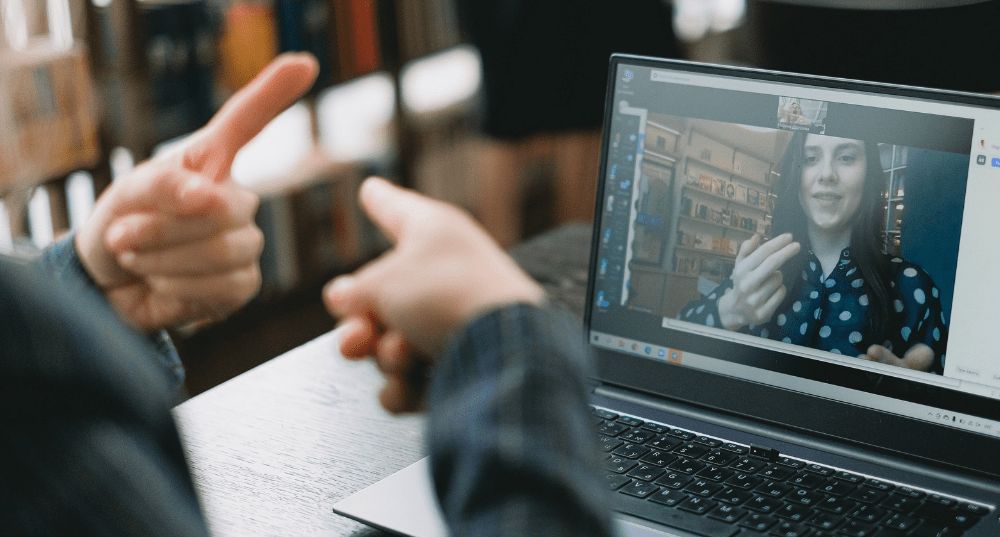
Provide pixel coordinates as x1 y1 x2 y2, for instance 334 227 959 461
717 233 801 331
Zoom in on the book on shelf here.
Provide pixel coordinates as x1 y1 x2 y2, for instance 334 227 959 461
1 44 99 189
275 0 334 90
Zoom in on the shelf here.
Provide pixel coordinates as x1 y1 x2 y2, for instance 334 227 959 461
687 156 771 188
679 215 759 235
683 184 769 212
676 245 736 260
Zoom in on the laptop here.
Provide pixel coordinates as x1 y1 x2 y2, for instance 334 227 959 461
333 54 1000 537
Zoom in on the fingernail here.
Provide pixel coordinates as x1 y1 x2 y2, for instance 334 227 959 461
324 276 355 301
179 177 211 209
119 251 136 267
107 223 129 248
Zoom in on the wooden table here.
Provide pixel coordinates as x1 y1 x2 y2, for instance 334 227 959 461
173 223 593 537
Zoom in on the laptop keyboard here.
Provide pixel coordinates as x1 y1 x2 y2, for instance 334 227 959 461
592 407 991 537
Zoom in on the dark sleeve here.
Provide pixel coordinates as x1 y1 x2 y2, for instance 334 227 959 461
0 257 209 536
677 279 733 329
427 304 613 537
38 235 186 393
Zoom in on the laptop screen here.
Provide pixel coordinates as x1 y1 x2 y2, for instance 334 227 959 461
588 56 1000 442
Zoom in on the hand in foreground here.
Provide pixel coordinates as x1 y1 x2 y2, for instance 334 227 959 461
323 177 545 413
861 343 934 372
717 233 800 331
75 53 319 332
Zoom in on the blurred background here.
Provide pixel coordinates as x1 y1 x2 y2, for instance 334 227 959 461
1 0 997 395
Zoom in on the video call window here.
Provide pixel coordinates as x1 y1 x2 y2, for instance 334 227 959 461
625 114 968 376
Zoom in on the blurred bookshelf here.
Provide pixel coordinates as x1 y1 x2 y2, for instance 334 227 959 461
1 0 482 393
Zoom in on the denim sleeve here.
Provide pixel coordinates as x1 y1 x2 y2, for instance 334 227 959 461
427 303 612 537
38 235 186 394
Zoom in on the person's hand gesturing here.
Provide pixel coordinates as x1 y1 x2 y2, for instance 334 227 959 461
717 233 801 331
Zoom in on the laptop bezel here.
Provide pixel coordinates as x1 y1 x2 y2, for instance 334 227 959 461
584 53 1000 480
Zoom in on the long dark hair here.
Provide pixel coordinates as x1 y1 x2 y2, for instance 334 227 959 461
771 131 891 339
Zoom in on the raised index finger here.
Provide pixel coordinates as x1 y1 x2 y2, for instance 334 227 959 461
183 53 319 181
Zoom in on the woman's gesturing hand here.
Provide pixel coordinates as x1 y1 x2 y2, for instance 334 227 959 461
717 233 801 331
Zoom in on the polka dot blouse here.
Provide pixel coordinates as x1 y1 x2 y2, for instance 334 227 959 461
678 248 948 374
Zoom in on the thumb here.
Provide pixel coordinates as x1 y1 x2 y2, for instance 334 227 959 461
358 177 442 243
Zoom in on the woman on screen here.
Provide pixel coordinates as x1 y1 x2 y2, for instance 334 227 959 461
678 132 948 374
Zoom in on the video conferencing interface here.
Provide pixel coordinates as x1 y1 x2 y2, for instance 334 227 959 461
589 60 1000 437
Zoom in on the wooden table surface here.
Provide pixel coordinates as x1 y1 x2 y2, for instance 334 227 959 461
173 223 594 537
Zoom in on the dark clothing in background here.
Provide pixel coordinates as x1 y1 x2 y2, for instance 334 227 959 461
457 0 680 138
744 1 1000 93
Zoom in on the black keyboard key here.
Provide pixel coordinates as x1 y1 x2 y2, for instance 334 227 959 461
757 464 795 481
894 485 926 499
924 494 958 507
864 478 895 492
620 479 659 498
696 465 735 483
912 521 965 537
957 501 990 516
694 435 723 448
685 479 724 497
708 504 746 524
881 493 921 512
648 488 688 507
610 493 741 537
655 471 693 489
847 486 888 504
597 436 624 452
803 463 836 477
673 442 710 458
590 414 604 426
786 487 825 507
700 449 739 466
604 456 639 474
914 501 980 528
679 496 717 515
847 504 886 523
769 520 811 537
724 472 764 490
647 434 682 450
739 512 777 532
612 443 650 459
745 495 782 514
774 502 812 522
776 456 806 469
788 471 826 489
667 429 697 441
597 421 629 437
754 480 793 498
626 464 666 483
617 416 644 427
592 408 618 420
835 471 865 484
668 458 706 475
818 479 857 497
714 487 754 505
882 512 920 532
620 428 657 444
639 449 676 467
839 519 878 537
604 473 631 490
805 510 844 530
720 442 749 454
641 422 670 434
816 495 855 515
731 457 767 473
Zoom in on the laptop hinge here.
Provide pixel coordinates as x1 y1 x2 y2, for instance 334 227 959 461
594 383 1000 496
